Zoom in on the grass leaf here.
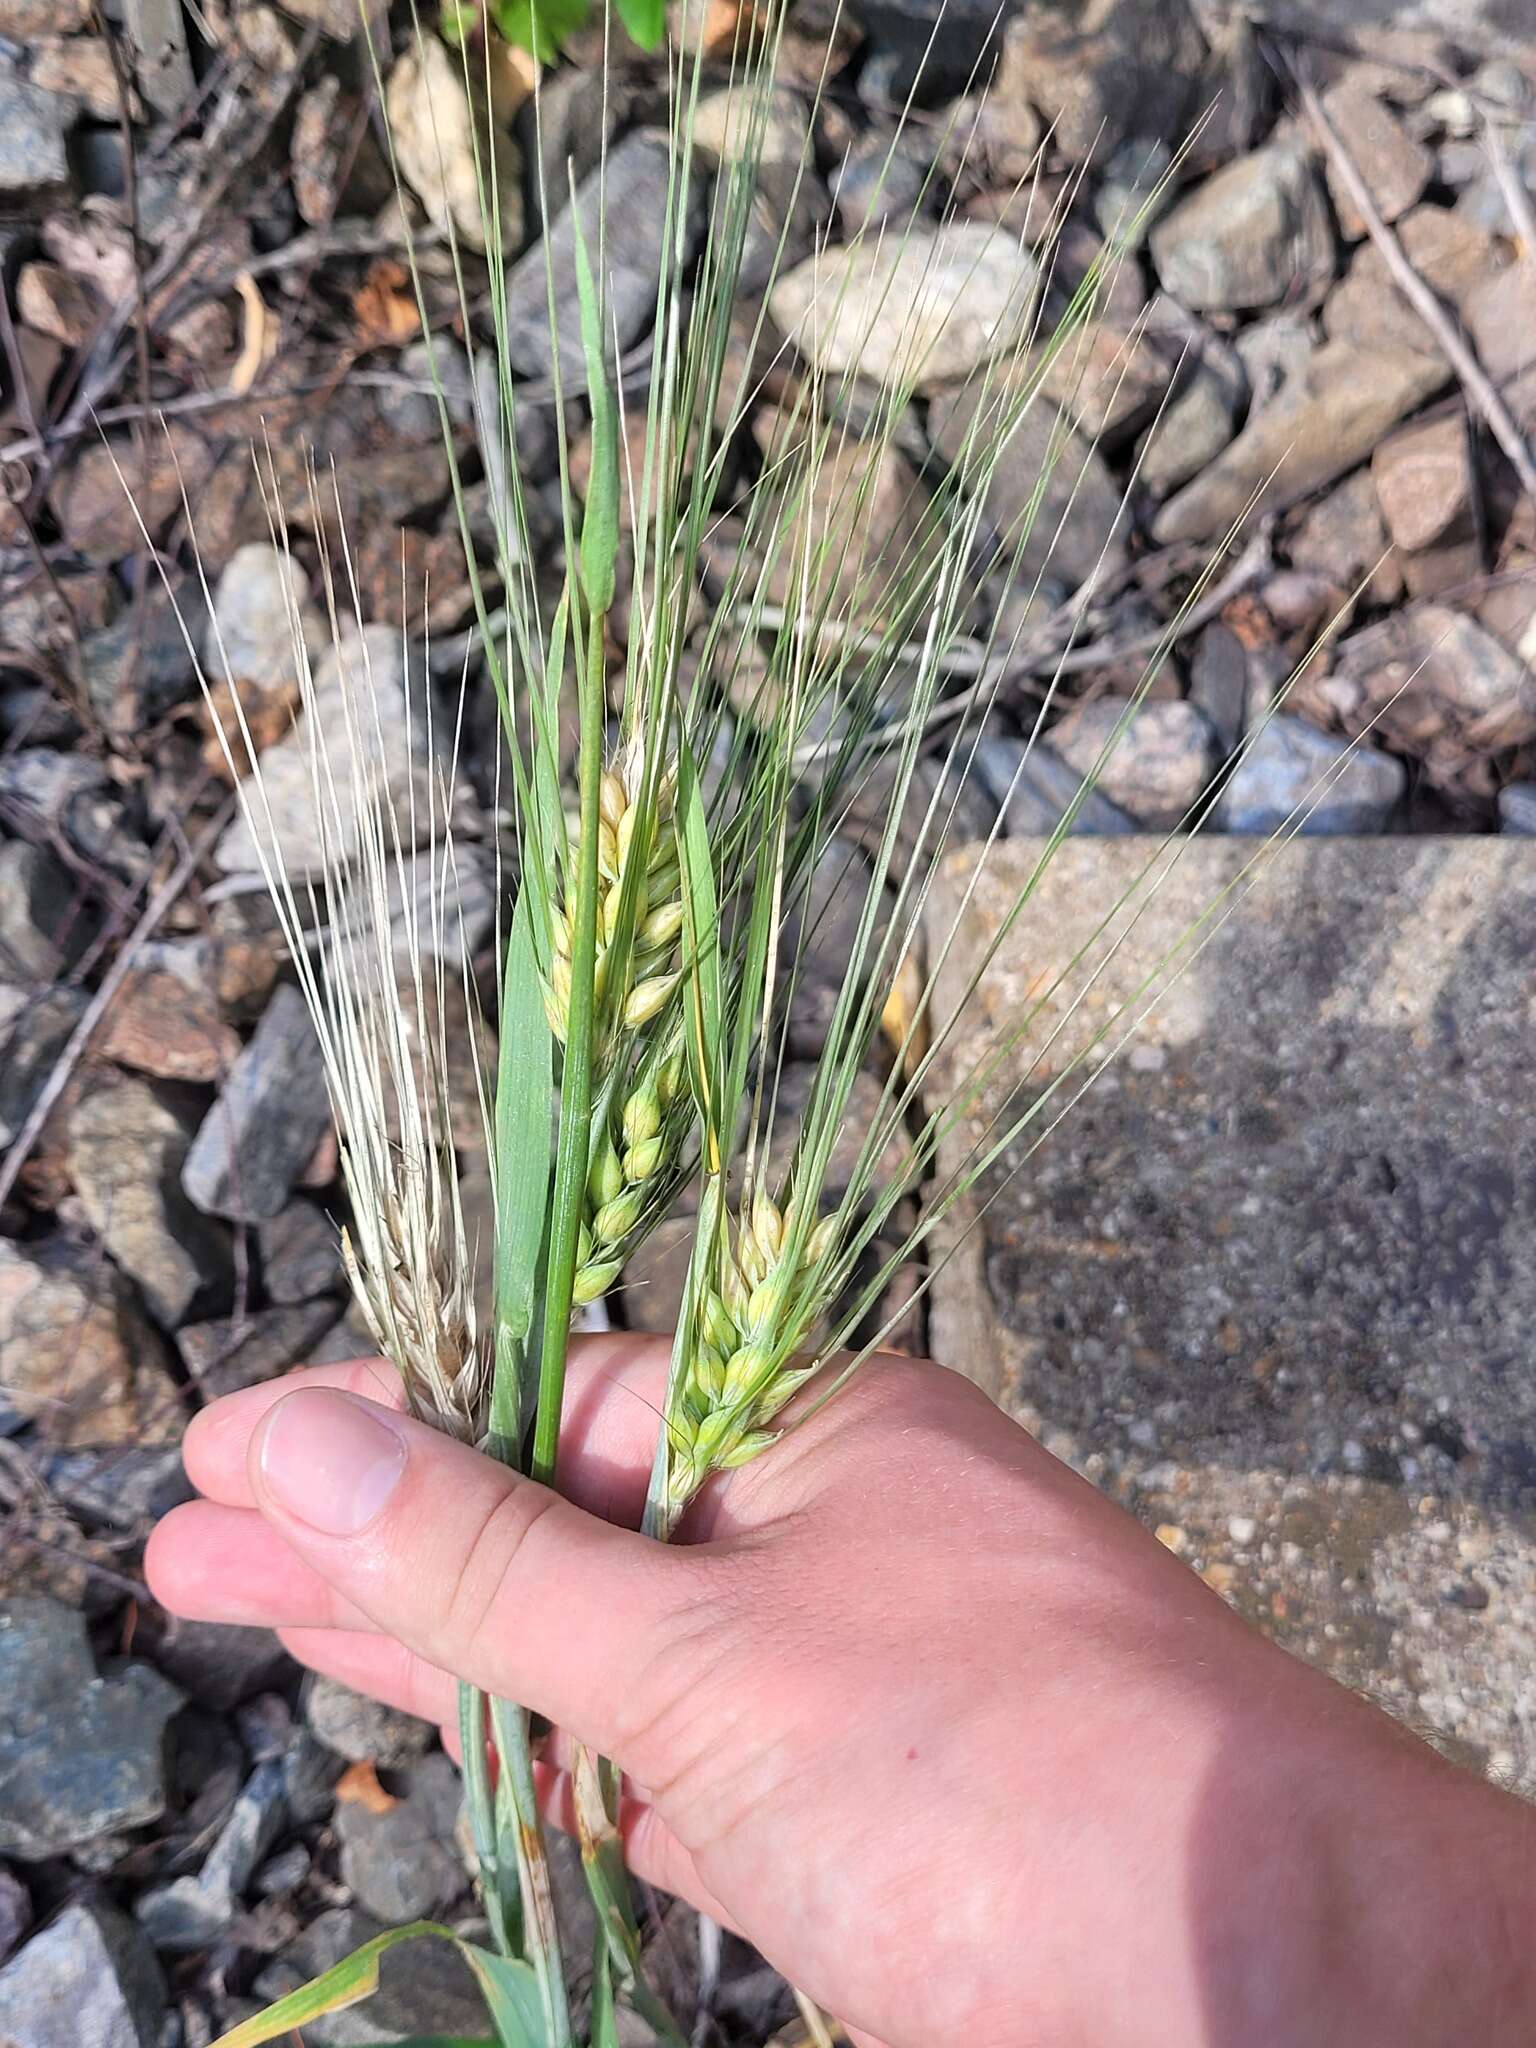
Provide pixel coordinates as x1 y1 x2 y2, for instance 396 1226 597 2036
675 735 723 1159
491 888 552 1446
612 0 666 49
569 184 619 616
489 0 589 61
461 1946 551 2048
211 1924 457 2047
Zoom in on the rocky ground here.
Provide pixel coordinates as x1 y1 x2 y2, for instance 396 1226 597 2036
2 0 1535 2040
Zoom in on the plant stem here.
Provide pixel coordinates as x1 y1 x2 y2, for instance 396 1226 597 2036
532 604 607 1486
491 1694 575 2048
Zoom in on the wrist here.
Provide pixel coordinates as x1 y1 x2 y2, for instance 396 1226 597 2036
1234 1685 1536 2046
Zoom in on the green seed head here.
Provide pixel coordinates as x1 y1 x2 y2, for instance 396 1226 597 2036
593 1187 645 1244
589 1135 625 1208
624 971 680 1030
622 1084 663 1146
624 1136 665 1184
573 1258 622 1305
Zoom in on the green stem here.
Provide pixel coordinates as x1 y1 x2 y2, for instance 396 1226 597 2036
458 1683 517 1958
491 1694 574 2048
532 604 607 1487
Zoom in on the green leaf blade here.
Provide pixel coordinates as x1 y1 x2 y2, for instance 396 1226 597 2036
211 1924 457 2048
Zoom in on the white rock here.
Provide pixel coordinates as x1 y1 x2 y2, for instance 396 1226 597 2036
206 542 321 689
214 624 451 880
770 222 1039 393
385 37 521 254
690 85 809 170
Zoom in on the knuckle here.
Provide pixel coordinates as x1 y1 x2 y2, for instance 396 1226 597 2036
439 1483 559 1659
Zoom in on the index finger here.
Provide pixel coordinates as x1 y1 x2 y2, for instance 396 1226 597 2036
182 1334 675 1525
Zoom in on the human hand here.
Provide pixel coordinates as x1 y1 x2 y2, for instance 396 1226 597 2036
147 1339 1535 2048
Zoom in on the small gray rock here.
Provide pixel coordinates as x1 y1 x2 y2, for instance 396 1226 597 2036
930 386 1129 594
68 1080 229 1327
782 839 891 1058
147 1619 294 1711
0 1900 166 2048
0 1865 31 1963
971 735 1140 836
505 132 700 383
1217 715 1405 834
257 1199 344 1304
1189 624 1250 755
0 1238 182 1448
0 983 87 1146
81 581 205 733
305 1675 432 1767
336 1752 468 1923
830 131 931 236
1135 328 1248 501
39 1445 192 1530
136 1762 287 1952
1049 699 1217 830
1094 135 1174 246
0 840 99 982
1150 140 1334 312
1498 782 1536 834
177 1299 341 1401
0 73 72 197
182 984 333 1221
0 1599 182 1861
206 543 315 689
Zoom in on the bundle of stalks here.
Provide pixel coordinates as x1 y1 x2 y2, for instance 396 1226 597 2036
150 7 1400 2044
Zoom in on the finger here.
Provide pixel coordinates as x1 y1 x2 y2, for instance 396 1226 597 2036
246 1386 711 1768
146 1502 375 1632
183 1335 673 1526
279 1624 461 1729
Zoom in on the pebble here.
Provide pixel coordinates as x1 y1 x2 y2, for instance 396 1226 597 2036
1152 339 1446 544
504 130 698 383
81 577 204 733
0 1598 181 1860
336 1752 468 1923
0 1239 182 1448
136 1761 288 1952
206 542 318 690
182 984 333 1222
214 623 441 882
0 1900 167 2048
929 385 1128 594
1319 84 1432 238
830 130 932 236
147 1619 294 1711
971 735 1140 836
993 0 1206 166
1217 716 1405 835
1135 330 1247 501
177 1299 341 1402
1048 700 1216 830
305 1675 433 1768
771 222 1039 393
0 984 86 1147
67 1080 229 1327
0 1867 29 1962
1371 415 1472 555
257 1199 344 1304
1323 204 1500 360
40 1444 191 1530
94 966 242 1085
1228 1515 1258 1545
0 72 72 198
385 37 521 253
0 839 98 983
1149 141 1334 312
1498 783 1536 835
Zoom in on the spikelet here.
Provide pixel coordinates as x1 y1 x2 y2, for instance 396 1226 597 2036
572 1049 685 1305
662 1184 838 1515
542 736 683 1058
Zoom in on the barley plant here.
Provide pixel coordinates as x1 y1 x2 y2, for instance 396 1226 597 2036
165 5 1370 2043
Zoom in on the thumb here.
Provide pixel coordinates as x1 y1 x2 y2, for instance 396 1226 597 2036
248 1387 703 1768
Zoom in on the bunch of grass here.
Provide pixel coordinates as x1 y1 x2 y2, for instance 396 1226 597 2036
176 8 1390 2044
